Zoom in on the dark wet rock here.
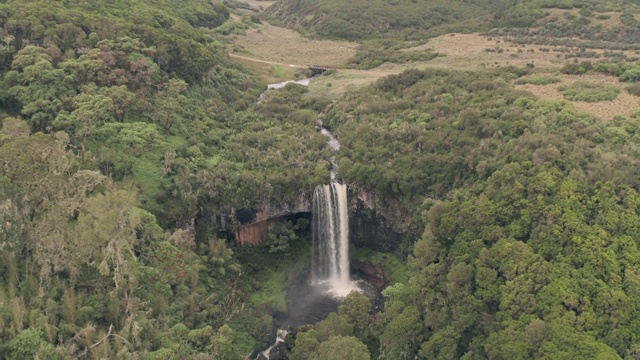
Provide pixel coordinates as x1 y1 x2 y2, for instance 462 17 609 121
351 259 391 290
268 341 290 360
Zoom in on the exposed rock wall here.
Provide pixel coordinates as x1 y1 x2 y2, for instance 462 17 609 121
231 187 408 251
351 259 391 290
349 189 404 252
235 218 279 245
234 193 312 245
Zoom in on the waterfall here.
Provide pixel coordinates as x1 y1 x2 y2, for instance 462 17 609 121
311 182 358 297
255 329 289 360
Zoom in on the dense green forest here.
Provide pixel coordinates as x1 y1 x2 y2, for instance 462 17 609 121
3 0 640 358
0 0 328 358
314 67 640 358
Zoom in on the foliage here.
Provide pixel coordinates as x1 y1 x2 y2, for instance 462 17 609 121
488 3 640 53
571 62 640 83
348 40 440 70
515 74 561 85
352 247 410 284
10 329 56 360
5 0 640 358
626 83 640 96
264 0 498 41
338 291 371 339
0 0 330 357
301 67 640 358
291 314 370 360
559 81 620 102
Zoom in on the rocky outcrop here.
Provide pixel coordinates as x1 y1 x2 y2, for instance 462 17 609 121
235 218 279 245
349 189 404 252
234 194 312 245
268 342 290 360
232 186 409 250
351 259 391 290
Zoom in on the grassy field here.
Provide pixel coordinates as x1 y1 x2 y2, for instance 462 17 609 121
232 56 299 83
225 5 640 120
306 72 380 100
516 74 639 120
230 22 358 68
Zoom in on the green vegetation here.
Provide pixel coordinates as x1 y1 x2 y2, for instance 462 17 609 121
311 66 640 358
563 61 640 82
516 74 562 85
626 83 640 96
489 3 640 53
352 247 409 284
348 40 440 70
0 0 331 357
264 0 495 41
4 0 640 358
559 81 620 101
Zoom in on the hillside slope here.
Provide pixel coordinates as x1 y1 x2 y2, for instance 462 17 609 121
263 0 495 41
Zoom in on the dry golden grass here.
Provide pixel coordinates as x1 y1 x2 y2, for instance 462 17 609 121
516 74 640 120
307 72 380 100
409 33 560 70
414 33 635 71
226 16 639 119
231 23 359 68
231 56 298 83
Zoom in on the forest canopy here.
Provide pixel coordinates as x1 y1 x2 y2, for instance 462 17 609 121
2 0 640 358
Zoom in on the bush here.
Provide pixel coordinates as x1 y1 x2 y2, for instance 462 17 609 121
620 68 640 82
516 74 561 85
559 81 620 102
579 8 592 17
626 84 640 97
561 61 593 75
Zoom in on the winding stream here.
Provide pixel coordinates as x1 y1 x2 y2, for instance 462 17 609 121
267 77 314 89
254 79 360 360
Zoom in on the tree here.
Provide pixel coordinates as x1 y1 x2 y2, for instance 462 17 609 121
291 330 320 360
10 329 56 360
379 305 423 359
94 122 162 156
53 91 117 152
0 177 26 255
0 117 30 137
314 313 353 342
5 46 74 131
152 78 187 132
338 291 371 338
315 335 370 360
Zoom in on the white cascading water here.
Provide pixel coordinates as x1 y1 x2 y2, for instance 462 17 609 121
256 329 289 360
311 182 359 297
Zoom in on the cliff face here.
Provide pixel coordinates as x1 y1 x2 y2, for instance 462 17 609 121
351 259 391 290
235 218 280 245
231 186 407 252
349 189 404 252
234 194 312 245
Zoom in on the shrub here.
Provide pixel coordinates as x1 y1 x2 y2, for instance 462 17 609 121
579 8 592 17
620 68 640 82
559 81 620 102
516 74 561 85
561 61 593 75
626 83 640 96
